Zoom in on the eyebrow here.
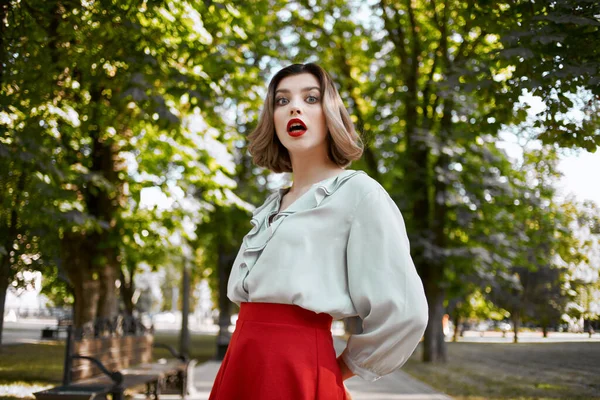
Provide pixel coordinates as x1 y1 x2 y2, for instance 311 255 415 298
275 86 321 95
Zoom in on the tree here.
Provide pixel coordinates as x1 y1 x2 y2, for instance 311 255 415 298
499 0 600 151
281 0 529 361
563 200 600 335
486 148 581 342
273 0 600 362
1 0 279 333
3 0 598 360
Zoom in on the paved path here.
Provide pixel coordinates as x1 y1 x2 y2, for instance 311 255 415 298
1 320 63 345
4 319 599 345
190 338 452 400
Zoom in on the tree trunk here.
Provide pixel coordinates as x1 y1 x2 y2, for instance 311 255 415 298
542 325 548 338
405 61 436 361
452 313 461 342
96 261 118 319
422 282 447 362
0 2 8 83
62 231 100 328
437 315 447 360
512 313 520 343
216 246 233 360
336 48 380 181
180 258 191 358
120 265 135 315
83 86 121 323
0 0 9 343
0 171 26 344
423 96 454 362
74 278 101 327
0 229 12 346
0 270 8 346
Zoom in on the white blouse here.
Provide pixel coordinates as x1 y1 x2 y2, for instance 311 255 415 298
227 169 428 381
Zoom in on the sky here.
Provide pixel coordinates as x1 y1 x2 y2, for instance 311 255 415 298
498 132 600 207
558 151 600 206
498 91 600 207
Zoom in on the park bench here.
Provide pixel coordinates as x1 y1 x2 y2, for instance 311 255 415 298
34 316 196 400
41 317 73 339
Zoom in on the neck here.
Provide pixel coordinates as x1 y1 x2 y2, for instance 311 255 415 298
288 147 344 192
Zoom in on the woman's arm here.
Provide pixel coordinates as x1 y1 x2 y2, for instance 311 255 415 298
341 187 428 381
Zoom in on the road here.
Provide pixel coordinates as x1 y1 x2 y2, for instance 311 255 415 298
2 319 599 345
454 330 600 343
1 319 66 344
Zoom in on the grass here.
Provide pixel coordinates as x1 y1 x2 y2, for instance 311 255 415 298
402 341 600 400
0 342 65 400
152 332 216 363
0 332 217 400
3 333 600 400
0 342 65 386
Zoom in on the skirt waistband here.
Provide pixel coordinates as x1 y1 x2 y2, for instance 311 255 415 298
238 302 333 331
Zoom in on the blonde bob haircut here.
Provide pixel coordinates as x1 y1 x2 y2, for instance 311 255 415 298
247 63 363 173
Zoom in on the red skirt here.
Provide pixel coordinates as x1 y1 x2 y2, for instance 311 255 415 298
209 302 347 400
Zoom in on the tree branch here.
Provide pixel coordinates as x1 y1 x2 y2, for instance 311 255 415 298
458 31 487 65
422 51 439 121
379 0 408 69
441 0 449 65
430 0 442 31
406 0 421 84
454 0 475 61
336 41 381 181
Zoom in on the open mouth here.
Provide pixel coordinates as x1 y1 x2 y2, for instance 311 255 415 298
287 118 307 137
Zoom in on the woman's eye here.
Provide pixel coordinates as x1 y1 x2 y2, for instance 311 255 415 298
275 97 289 106
306 95 319 103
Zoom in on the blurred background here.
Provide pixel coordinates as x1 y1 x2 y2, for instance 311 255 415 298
1 1 599 399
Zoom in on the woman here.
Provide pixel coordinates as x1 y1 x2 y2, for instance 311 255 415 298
209 63 428 400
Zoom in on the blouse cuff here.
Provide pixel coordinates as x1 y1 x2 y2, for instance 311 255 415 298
341 348 382 382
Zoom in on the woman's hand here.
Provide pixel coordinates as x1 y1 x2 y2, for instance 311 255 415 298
343 384 353 400
337 356 355 399
336 356 356 381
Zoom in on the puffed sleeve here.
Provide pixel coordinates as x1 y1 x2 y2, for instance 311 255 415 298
340 188 428 381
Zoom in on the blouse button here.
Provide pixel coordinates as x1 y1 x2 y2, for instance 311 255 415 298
240 262 247 269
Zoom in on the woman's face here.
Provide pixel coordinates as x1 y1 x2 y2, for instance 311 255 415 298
273 73 328 157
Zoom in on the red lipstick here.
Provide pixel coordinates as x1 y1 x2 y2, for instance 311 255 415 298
287 118 307 137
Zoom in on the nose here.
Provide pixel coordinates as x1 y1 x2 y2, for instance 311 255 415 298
289 102 302 115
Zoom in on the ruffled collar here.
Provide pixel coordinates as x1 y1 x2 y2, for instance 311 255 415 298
239 169 365 278
270 169 364 216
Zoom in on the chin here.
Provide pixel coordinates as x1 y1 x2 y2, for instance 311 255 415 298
287 142 326 156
